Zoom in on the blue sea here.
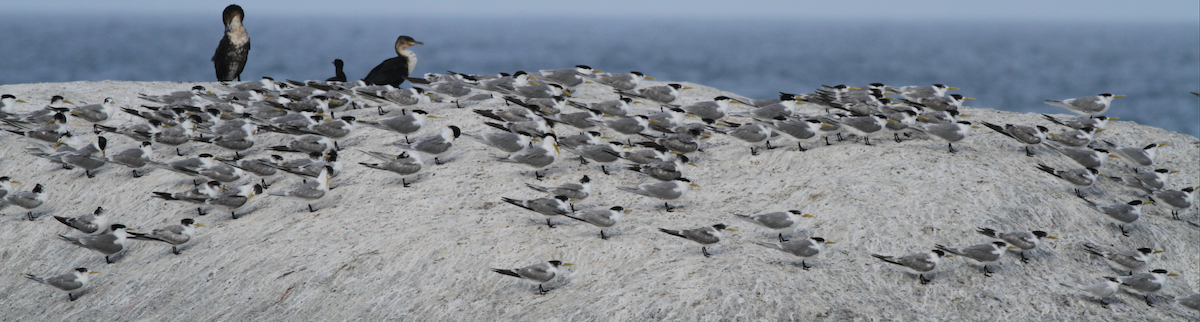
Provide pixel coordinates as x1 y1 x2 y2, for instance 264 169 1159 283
2 15 1197 136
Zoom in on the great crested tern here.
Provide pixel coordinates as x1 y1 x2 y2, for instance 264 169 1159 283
562 143 621 174
0 176 19 199
766 118 826 151
568 97 633 117
501 195 571 227
54 207 111 236
493 133 559 180
1084 199 1151 236
1177 293 1200 311
677 96 743 120
1060 277 1121 308
1046 126 1101 148
363 36 423 87
617 178 699 212
1103 141 1162 167
491 260 573 294
0 94 25 118
624 154 694 182
936 241 1012 276
617 83 689 105
610 146 671 165
1 183 48 221
1111 168 1177 193
1042 114 1115 130
270 135 336 155
59 224 133 264
4 112 68 144
1044 144 1115 169
980 122 1048 156
526 175 591 202
658 224 735 257
24 268 99 301
206 183 261 219
359 150 423 187
96 119 161 143
556 131 606 150
130 218 206 255
872 249 947 284
67 97 116 134
637 128 706 154
545 110 598 130
1150 187 1195 219
911 121 979 153
719 121 775 155
1083 245 1161 275
360 109 436 143
359 88 434 110
735 210 814 242
538 65 602 90
268 166 332 212
1035 163 1099 198
975 228 1056 263
837 114 892 145
474 105 539 123
1116 269 1179 306
213 4 250 82
584 71 652 91
888 84 956 102
501 82 569 99
465 131 532 153
1045 93 1125 117
485 118 554 138
394 125 461 165
754 237 833 269
562 206 628 239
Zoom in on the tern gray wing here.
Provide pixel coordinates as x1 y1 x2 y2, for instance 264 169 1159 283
737 212 794 230
4 192 44 209
758 239 821 258
32 273 85 291
515 263 557 283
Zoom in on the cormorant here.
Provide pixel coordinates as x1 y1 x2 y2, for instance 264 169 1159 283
363 36 423 87
326 59 347 82
212 4 250 82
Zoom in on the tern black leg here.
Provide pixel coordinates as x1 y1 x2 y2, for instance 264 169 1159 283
778 233 787 242
1097 298 1109 309
665 202 675 212
600 230 608 240
1020 252 1029 263
231 211 240 219
85 169 94 178
1075 189 1084 198
172 246 181 255
534 171 544 181
1144 295 1154 307
261 178 271 189
570 203 575 212
308 204 316 212
404 136 411 144
894 133 902 143
1025 146 1034 157
864 137 872 146
836 133 844 141
93 124 100 134
198 207 206 216
538 284 547 294
919 274 930 284
546 219 555 228
702 247 711 258
69 293 79 301
1119 225 1129 237
750 147 758 155
983 265 992 277
132 169 141 178
947 143 957 153
402 179 410 188
824 137 831 145
434 158 443 165
176 148 184 156
1172 211 1179 220
798 142 807 151
801 260 811 270
27 212 34 221
766 141 774 150
105 256 113 264
601 165 609 175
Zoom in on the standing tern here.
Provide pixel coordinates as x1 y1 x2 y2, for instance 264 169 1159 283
624 154 695 182
911 121 979 153
872 249 947 284
501 195 571 228
1042 114 1115 130
584 71 651 91
59 224 133 264
1083 245 1160 275
568 98 633 117
769 118 827 151
1083 199 1151 236
268 166 332 212
1044 144 1115 169
54 207 111 236
936 241 1013 276
1111 168 1176 193
359 150 423 187
106 142 154 177
721 121 775 155
394 125 461 165
975 228 1057 263
1149 186 1195 219
617 178 699 212
1 183 48 221
1116 269 1179 306
837 114 891 146
562 206 628 239
491 260 573 294
359 109 436 143
24 268 100 301
1103 141 1162 167
888 84 956 102
465 131 532 153
1045 93 1124 117
754 237 833 269
735 210 814 242
493 133 559 180
526 175 591 202
205 183 262 219
130 218 205 255
980 122 1048 156
1035 164 1099 198
657 224 736 257
1060 277 1121 308
617 83 689 105
538 65 601 90
1046 126 1101 148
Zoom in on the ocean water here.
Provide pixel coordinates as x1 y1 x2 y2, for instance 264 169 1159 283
1 15 1197 136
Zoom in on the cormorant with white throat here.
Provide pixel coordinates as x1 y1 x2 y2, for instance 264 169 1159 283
363 35 423 87
212 4 250 82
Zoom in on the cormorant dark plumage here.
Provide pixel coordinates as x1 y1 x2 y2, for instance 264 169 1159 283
363 35 423 87
326 59 347 82
212 4 250 82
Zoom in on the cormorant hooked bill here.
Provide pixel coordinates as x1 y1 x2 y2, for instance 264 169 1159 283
363 36 423 87
213 4 250 82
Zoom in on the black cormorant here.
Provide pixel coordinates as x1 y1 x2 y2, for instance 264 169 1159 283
212 4 250 82
326 59 347 82
363 36 423 87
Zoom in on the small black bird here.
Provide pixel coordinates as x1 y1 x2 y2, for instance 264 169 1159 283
326 59 347 82
212 4 250 82
363 36 423 87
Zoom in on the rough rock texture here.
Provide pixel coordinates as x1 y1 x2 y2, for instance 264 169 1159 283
1 81 1197 321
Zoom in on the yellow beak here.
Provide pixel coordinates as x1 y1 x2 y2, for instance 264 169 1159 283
195 224 208 228
1113 95 1126 98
